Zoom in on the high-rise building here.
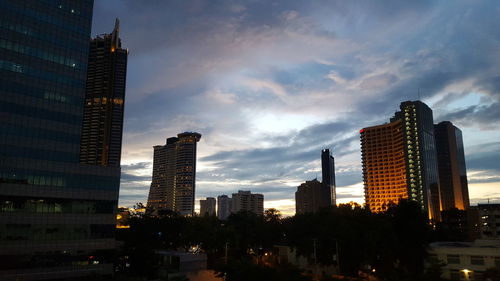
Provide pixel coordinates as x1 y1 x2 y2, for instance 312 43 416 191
217 195 232 220
321 149 336 205
434 121 470 211
361 101 441 221
360 120 408 213
392 101 441 221
80 19 127 167
147 132 202 216
231 190 264 215
295 179 332 214
200 197 216 216
0 1 125 279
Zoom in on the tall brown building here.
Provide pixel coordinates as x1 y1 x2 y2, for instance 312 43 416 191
360 120 408 212
147 132 202 216
295 179 332 214
80 19 128 167
434 121 470 210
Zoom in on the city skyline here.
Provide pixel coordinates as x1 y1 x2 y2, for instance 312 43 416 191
91 1 500 215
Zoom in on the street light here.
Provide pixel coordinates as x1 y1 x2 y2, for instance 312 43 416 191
461 269 472 281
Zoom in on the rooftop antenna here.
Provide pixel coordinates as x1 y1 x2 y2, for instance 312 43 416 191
418 88 421 101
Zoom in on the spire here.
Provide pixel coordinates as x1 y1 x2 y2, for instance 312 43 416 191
111 18 120 51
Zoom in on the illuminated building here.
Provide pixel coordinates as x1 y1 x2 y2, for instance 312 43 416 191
0 1 124 279
231 190 264 215
321 149 336 205
434 121 470 210
200 197 216 216
360 120 408 213
80 19 128 167
147 132 202 216
217 195 232 220
295 179 332 214
361 101 441 221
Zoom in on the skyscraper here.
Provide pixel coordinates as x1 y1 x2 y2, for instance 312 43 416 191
321 149 336 205
434 121 470 210
231 190 264 215
217 195 232 220
200 197 216 216
80 19 128 167
361 101 441 221
295 179 332 214
360 120 408 213
0 1 125 279
147 132 202 216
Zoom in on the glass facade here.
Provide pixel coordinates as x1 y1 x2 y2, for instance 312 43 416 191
0 0 122 279
392 101 441 222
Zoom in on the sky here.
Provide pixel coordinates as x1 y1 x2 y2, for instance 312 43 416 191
92 0 500 215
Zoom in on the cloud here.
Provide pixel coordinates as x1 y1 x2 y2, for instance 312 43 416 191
89 1 500 209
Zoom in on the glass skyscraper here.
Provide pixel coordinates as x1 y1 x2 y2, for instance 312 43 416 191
321 148 336 206
0 0 124 279
434 121 470 211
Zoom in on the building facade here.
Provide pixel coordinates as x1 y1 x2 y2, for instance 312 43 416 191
361 101 441 221
200 197 216 216
295 179 332 214
231 190 264 215
217 195 232 220
0 1 125 279
360 120 408 213
321 149 336 206
80 19 127 167
392 101 441 221
434 121 470 211
428 240 500 281
477 204 500 239
147 132 202 216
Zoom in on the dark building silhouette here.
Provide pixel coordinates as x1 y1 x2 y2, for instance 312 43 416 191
217 195 232 220
231 190 264 215
147 132 201 216
434 121 470 211
200 197 216 216
295 179 331 214
80 19 128 166
0 1 124 279
321 149 336 205
361 101 441 221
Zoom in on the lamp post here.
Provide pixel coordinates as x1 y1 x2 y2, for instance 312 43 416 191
461 269 471 281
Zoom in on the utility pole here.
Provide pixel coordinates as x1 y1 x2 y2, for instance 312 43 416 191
335 239 341 274
225 242 229 265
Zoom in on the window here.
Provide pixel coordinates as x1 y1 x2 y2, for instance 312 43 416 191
470 256 485 265
447 255 460 264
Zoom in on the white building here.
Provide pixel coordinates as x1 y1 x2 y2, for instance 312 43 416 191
428 240 500 280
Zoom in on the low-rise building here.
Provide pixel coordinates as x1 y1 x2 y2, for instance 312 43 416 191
428 240 500 280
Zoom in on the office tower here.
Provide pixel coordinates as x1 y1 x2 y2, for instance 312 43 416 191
80 19 127 166
361 101 441 221
295 179 332 214
0 1 124 279
217 195 232 220
434 121 470 210
147 132 202 216
231 190 264 215
200 197 216 216
321 149 336 205
393 101 441 221
360 120 408 213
